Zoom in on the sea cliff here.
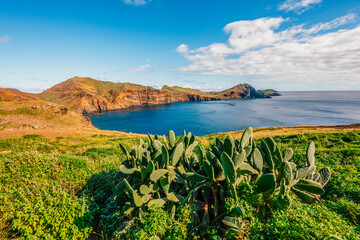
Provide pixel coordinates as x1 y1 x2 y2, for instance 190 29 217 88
37 77 279 113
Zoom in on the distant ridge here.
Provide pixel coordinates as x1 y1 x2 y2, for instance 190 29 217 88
0 88 43 102
4 76 279 114
0 86 95 134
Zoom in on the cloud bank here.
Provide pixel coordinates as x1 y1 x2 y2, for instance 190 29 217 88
176 14 360 85
123 0 151 6
129 64 153 72
279 0 322 14
0 36 11 44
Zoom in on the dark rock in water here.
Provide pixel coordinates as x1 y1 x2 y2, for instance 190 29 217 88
257 89 281 97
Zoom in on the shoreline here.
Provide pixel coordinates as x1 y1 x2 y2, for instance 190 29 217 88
83 95 278 115
1 122 359 139
205 123 360 139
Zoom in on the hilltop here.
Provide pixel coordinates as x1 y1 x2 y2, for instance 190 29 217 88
37 76 279 113
38 77 181 113
0 88 43 102
210 83 265 99
0 87 102 138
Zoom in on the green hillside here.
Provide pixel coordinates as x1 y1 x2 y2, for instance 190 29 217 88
1 130 359 239
161 85 216 98
38 77 148 98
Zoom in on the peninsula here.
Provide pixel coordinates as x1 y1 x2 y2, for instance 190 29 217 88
36 76 280 114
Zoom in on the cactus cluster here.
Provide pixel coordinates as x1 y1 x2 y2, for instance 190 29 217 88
115 127 331 235
249 137 331 211
182 127 256 228
115 130 199 218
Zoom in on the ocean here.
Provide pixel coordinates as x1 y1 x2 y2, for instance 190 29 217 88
87 91 360 136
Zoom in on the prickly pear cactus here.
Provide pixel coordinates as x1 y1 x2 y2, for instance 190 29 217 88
116 130 198 217
257 138 331 209
115 127 332 235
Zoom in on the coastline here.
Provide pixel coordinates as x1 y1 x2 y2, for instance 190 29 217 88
205 123 360 139
82 96 275 115
36 77 280 114
1 122 359 139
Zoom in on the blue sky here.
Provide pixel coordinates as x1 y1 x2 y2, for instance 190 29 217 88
0 0 359 92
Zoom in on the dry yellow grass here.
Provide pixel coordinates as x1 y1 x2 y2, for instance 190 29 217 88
1 98 359 139
207 124 360 139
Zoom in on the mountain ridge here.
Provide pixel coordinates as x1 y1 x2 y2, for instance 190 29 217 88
2 76 280 114
0 88 44 102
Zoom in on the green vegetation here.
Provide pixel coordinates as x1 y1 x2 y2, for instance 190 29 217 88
161 85 217 98
0 108 40 116
40 77 147 97
0 130 359 239
257 89 280 97
37 92 67 105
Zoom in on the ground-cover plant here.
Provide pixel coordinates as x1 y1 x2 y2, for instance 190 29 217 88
0 152 94 239
122 205 191 240
115 128 335 238
0 134 130 239
1 130 359 239
271 132 360 223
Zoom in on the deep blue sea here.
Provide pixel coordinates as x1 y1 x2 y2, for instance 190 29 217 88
88 91 360 136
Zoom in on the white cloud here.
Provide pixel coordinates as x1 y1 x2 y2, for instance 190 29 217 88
176 44 189 53
129 64 153 72
165 83 225 92
306 13 357 34
123 0 151 6
0 36 11 44
279 0 321 14
184 84 225 91
176 14 360 85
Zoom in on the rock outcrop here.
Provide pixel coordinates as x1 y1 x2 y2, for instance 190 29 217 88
37 76 280 114
210 84 267 99
257 89 281 97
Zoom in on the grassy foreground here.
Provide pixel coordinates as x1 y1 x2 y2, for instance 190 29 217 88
0 130 359 239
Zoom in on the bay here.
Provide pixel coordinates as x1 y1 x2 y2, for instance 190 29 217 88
87 91 360 136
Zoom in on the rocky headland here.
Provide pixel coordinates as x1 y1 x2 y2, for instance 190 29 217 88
36 76 280 114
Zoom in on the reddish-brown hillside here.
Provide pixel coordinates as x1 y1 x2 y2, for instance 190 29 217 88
38 77 278 113
0 87 95 137
210 83 265 99
0 88 43 102
38 77 189 113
